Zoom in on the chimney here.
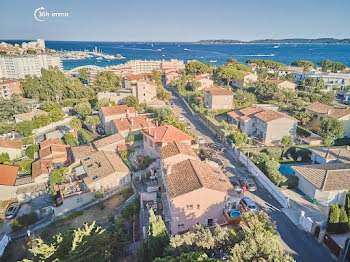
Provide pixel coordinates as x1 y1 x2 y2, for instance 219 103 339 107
155 120 159 127
327 108 332 115
130 118 134 127
126 109 130 114
154 131 157 139
148 126 151 134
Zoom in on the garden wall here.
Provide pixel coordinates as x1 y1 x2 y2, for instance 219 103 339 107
229 146 290 208
32 116 73 136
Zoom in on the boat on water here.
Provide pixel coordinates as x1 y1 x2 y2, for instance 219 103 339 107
96 57 103 60
273 45 279 48
184 48 190 51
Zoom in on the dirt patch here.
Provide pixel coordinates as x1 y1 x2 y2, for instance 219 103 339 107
0 238 28 262
40 191 130 237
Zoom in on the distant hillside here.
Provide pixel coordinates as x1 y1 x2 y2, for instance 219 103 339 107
195 38 350 44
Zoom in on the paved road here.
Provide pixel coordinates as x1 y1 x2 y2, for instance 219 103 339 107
167 86 333 262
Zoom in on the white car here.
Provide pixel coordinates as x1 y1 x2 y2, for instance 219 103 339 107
179 116 185 122
197 136 205 145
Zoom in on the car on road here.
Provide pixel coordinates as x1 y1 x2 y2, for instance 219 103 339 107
230 179 242 193
197 136 205 145
239 178 257 192
240 197 257 213
5 202 20 220
186 123 191 129
179 116 185 122
57 126 70 134
211 157 225 170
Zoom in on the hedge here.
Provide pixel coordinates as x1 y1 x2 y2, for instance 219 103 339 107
296 125 312 137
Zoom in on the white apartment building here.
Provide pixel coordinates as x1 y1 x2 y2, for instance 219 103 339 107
307 71 350 91
120 59 185 74
0 54 62 79
21 39 46 50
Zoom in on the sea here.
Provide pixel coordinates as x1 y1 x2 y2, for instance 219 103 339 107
4 40 350 71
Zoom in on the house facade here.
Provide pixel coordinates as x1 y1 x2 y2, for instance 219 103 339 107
204 86 234 110
142 125 193 158
110 115 155 137
231 71 258 89
192 74 214 91
305 102 350 137
0 138 22 159
278 66 305 82
228 106 297 144
99 105 137 134
310 146 350 164
267 79 297 91
307 71 350 91
0 79 21 99
293 163 350 206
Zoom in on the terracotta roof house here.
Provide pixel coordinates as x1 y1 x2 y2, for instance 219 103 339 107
93 133 125 152
204 86 234 110
231 70 258 89
0 164 19 186
70 145 97 163
14 109 47 123
192 74 214 91
123 73 152 88
306 102 350 137
39 139 70 164
162 159 236 235
267 79 297 91
0 79 21 99
163 70 182 85
31 159 54 184
160 141 197 169
110 115 155 137
99 105 137 135
142 125 193 158
292 163 350 206
310 146 350 164
228 105 297 144
0 138 22 159
80 150 131 190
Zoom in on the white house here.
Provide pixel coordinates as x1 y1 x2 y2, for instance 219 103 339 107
293 163 350 206
309 146 350 164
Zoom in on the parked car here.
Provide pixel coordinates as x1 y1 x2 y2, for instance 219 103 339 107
5 202 20 220
230 179 242 193
197 136 205 145
186 123 191 129
57 126 70 134
246 178 257 192
240 197 257 213
239 178 257 192
179 116 185 122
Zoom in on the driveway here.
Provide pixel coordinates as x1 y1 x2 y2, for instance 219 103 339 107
167 86 334 262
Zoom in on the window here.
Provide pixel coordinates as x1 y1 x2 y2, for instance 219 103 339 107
178 224 185 229
87 164 93 168
92 175 99 180
84 157 90 161
197 204 200 209
186 204 193 210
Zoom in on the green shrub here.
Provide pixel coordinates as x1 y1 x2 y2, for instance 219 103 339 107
262 147 283 160
339 206 349 233
10 212 38 232
296 125 312 137
328 204 340 233
121 187 133 199
231 132 247 147
25 144 39 159
267 171 285 187
280 175 299 189
78 130 93 144
95 191 104 199
64 134 79 146
264 159 280 175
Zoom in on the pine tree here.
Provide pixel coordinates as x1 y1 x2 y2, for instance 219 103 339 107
339 206 349 233
328 204 340 233
146 209 169 261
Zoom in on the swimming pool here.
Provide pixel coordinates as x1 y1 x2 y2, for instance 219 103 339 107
279 163 311 176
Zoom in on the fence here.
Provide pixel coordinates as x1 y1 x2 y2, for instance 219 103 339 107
229 147 290 208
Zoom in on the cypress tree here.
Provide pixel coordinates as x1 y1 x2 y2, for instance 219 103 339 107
328 204 340 233
339 207 349 233
345 189 350 215
146 209 169 261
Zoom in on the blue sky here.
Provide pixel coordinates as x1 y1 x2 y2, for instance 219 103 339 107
0 0 350 41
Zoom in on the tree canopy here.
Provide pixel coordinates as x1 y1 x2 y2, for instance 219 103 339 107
92 71 121 92
185 61 209 75
215 66 244 86
246 59 286 70
318 60 346 73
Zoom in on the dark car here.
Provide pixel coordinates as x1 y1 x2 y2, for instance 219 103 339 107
240 197 258 213
211 157 225 170
5 202 20 220
230 179 242 193
239 178 257 192
57 125 70 134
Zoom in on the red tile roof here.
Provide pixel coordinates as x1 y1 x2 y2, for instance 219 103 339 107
100 105 136 117
204 86 234 96
306 102 350 119
31 160 54 179
40 138 63 149
0 164 18 186
160 141 196 159
125 73 152 81
93 133 125 150
113 115 155 132
166 159 233 198
0 138 22 149
142 125 193 144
